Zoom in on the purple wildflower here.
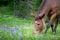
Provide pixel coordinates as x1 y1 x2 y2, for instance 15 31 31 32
15 26 20 30
3 25 9 31
8 27 13 30
12 28 17 34
3 25 14 31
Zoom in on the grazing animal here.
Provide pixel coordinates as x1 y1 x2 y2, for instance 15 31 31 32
32 0 60 34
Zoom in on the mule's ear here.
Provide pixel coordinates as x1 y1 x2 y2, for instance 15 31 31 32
31 13 35 17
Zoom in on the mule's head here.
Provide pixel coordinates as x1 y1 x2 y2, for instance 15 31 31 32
31 14 45 34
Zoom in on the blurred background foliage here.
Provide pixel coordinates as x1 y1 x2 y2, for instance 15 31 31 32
0 0 42 18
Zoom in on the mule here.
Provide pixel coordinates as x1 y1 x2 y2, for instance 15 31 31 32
32 11 58 34
32 0 60 34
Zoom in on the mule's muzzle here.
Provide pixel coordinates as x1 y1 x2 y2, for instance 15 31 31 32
33 30 41 35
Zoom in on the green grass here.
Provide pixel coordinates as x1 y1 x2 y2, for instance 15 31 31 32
0 14 60 40
0 6 60 40
0 6 13 15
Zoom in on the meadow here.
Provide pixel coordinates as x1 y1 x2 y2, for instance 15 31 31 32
0 7 60 40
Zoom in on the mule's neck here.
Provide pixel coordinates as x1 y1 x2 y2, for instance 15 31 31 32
37 0 51 18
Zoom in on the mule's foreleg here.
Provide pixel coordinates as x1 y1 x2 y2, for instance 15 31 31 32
48 15 54 33
45 13 57 34
53 18 58 35
51 24 54 33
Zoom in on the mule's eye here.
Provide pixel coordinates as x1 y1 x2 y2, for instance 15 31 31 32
37 24 40 25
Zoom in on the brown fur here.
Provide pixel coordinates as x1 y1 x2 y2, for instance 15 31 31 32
32 0 60 34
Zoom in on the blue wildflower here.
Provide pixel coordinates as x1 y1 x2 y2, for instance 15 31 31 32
8 27 13 30
3 25 9 31
15 26 20 30
12 28 17 34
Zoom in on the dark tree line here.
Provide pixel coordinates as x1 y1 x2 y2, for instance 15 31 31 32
0 0 13 6
0 0 42 18
14 0 42 18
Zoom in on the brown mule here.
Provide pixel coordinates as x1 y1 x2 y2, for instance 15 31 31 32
32 0 60 34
